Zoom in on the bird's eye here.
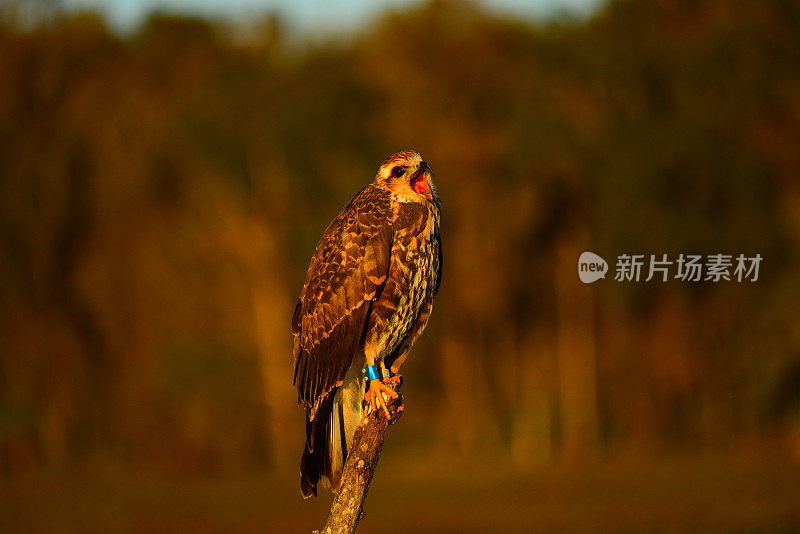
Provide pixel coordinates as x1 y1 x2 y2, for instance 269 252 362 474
390 166 407 178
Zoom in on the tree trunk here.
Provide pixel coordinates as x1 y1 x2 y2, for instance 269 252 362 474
314 382 403 534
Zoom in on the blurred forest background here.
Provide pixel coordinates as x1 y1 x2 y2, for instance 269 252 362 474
2 0 800 531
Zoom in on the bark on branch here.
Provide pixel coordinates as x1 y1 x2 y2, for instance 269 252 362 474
314 381 404 534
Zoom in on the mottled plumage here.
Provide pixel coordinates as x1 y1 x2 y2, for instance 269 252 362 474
292 151 441 497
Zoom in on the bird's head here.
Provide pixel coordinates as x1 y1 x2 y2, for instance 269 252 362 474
376 151 440 208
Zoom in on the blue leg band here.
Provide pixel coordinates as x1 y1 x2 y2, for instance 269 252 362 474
363 364 381 381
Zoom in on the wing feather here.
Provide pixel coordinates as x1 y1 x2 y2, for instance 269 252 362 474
293 184 392 418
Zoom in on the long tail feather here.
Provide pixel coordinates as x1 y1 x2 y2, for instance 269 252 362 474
300 388 337 498
300 365 365 498
328 373 364 490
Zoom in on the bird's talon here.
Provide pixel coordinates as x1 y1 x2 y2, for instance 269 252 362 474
364 377 399 420
389 403 404 425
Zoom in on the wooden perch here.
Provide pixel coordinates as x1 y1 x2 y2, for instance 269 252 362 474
314 381 404 534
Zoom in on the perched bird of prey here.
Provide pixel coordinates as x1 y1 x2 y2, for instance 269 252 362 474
292 151 442 498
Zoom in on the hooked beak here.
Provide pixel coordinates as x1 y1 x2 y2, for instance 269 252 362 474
410 162 434 201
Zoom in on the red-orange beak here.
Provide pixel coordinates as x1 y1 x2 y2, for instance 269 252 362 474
410 169 433 200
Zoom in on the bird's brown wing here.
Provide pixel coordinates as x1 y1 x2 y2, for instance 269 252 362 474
292 184 393 419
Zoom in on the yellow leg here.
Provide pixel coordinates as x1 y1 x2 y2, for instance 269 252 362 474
364 350 398 420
